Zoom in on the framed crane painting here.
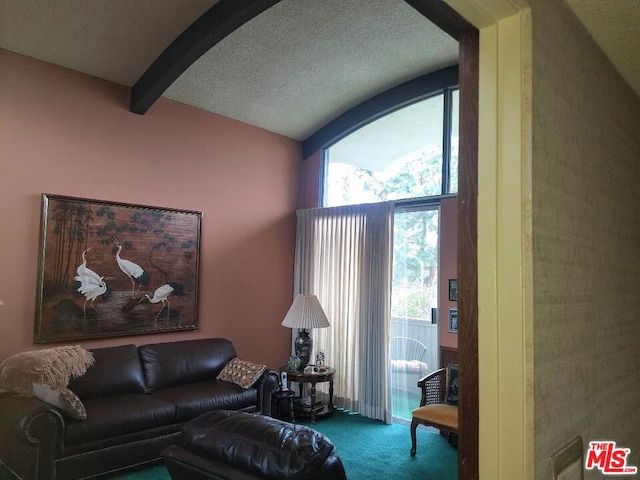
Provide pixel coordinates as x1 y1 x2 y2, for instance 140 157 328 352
34 193 202 343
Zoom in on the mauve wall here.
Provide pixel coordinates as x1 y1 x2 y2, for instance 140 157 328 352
531 0 640 475
297 150 323 209
0 49 301 368
439 196 457 349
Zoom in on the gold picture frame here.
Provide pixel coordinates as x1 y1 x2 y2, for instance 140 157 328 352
34 193 201 343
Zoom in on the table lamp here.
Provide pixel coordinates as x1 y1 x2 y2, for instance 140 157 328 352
281 294 330 371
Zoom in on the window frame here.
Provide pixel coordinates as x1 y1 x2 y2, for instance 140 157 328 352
303 66 458 159
319 82 460 207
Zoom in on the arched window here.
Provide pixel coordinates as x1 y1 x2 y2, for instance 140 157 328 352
323 87 459 207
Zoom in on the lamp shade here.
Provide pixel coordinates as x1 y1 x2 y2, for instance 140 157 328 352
281 294 330 329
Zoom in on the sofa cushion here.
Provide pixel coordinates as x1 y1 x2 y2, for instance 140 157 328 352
139 338 237 389
68 345 147 400
64 392 176 446
217 358 266 389
32 383 87 420
445 364 459 405
391 359 429 373
151 379 258 421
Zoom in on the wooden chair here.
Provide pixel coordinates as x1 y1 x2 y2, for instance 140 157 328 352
410 364 458 456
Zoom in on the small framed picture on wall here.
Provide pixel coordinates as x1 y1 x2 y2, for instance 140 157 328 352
448 308 458 334
448 279 458 302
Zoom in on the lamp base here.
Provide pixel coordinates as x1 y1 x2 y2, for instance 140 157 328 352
294 329 312 371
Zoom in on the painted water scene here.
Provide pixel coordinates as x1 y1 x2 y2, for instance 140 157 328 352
34 194 201 343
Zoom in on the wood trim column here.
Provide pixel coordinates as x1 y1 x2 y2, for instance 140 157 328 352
457 28 480 480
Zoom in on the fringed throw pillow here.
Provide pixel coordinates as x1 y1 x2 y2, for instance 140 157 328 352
0 345 94 396
0 346 94 420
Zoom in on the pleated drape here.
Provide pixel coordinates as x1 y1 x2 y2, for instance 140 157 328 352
293 202 393 423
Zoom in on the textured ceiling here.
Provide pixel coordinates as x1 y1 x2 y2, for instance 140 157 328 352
0 0 457 140
163 0 458 139
0 0 638 141
0 0 216 86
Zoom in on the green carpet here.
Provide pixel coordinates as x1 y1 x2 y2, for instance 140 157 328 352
0 410 457 480
392 388 423 422
302 410 458 480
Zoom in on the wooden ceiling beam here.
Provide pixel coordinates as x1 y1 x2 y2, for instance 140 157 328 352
404 0 475 40
130 0 282 115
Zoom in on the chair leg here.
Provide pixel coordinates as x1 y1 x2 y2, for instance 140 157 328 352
410 418 419 456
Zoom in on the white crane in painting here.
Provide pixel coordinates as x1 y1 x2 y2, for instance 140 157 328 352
74 248 110 316
111 236 150 298
75 274 110 316
77 247 98 278
139 282 184 319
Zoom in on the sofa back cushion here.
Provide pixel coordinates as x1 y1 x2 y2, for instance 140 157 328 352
68 344 147 399
139 338 237 389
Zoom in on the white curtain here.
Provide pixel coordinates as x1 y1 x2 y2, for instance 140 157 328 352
293 202 393 423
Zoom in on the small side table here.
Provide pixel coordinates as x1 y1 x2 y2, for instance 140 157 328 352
272 389 295 423
281 367 335 423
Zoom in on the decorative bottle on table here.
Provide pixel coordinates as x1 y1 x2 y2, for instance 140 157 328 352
316 351 325 371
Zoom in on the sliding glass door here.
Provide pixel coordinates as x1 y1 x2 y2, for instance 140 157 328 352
320 88 458 423
390 205 439 423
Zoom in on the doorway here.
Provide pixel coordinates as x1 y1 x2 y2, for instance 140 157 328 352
308 3 480 476
390 205 440 423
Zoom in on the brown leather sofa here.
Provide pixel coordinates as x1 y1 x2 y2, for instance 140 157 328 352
162 410 347 480
0 338 279 480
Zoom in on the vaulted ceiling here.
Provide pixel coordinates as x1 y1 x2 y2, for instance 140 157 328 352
1 0 638 143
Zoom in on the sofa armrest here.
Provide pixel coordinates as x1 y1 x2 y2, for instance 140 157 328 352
0 393 65 480
255 369 279 416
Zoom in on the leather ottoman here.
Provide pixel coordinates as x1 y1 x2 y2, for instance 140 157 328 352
161 410 347 480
